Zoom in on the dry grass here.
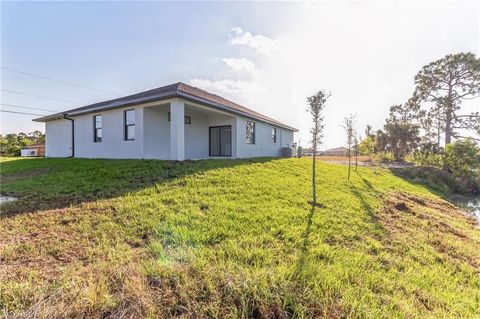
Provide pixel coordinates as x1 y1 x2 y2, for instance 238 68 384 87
382 193 480 269
1 157 479 318
315 155 374 163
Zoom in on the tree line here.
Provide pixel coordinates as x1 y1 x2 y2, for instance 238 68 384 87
357 52 479 162
307 52 480 200
0 131 45 157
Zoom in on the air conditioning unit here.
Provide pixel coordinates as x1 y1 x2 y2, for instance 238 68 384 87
21 149 38 157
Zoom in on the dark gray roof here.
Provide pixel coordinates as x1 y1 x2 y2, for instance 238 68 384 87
34 82 298 132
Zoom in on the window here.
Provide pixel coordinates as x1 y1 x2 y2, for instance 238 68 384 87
93 115 102 142
246 120 255 144
124 109 135 140
272 127 277 143
167 112 191 124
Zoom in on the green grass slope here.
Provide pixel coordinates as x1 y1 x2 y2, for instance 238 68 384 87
0 157 479 318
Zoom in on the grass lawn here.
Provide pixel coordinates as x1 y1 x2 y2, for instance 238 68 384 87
316 155 374 163
0 157 479 318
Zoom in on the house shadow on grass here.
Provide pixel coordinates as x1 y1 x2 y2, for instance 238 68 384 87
0 157 279 218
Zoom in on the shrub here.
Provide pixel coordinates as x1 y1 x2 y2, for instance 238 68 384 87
444 139 480 175
405 151 444 168
358 136 376 155
403 139 480 194
375 151 395 163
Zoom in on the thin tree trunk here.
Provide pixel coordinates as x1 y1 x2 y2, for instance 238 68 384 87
445 109 452 145
347 149 351 180
437 125 441 150
355 144 358 171
436 107 441 150
445 88 453 145
312 147 316 205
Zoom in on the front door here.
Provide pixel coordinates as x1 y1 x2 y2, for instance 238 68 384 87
209 125 232 156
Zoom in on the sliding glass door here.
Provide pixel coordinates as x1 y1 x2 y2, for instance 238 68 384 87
209 125 232 156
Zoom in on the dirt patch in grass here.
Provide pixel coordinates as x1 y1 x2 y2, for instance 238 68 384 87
0 201 141 281
383 193 476 226
1 167 52 183
0 201 154 318
1 194 118 218
316 155 374 162
381 192 480 270
1 208 94 281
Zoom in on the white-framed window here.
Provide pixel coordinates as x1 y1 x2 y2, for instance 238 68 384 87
124 109 135 141
272 127 277 143
93 115 102 142
246 120 255 144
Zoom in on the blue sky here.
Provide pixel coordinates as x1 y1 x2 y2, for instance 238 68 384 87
1 1 478 149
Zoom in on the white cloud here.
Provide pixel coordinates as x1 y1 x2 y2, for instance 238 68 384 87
229 27 279 55
189 78 265 96
190 3 479 149
222 57 256 73
189 34 266 98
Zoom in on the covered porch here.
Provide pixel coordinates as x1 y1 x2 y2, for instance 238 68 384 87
143 99 237 160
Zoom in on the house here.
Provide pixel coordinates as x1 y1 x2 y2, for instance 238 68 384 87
34 82 297 160
20 143 45 157
322 147 348 156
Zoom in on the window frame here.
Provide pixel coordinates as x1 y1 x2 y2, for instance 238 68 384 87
93 114 102 143
272 127 277 143
167 112 191 124
246 120 255 144
124 109 135 141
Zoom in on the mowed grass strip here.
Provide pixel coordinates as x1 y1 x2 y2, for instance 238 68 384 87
0 157 479 318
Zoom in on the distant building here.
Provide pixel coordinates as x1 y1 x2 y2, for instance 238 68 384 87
302 148 315 156
323 147 348 156
21 144 45 157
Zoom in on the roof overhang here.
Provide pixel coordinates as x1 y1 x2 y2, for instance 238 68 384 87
34 84 298 132
176 92 298 132
33 91 178 123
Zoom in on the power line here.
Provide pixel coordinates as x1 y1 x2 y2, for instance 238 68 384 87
1 103 59 113
1 110 47 116
0 89 85 104
1 66 121 96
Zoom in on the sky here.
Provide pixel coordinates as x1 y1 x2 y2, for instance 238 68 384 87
1 1 479 149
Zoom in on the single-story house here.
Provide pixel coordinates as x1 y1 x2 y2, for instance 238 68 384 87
34 82 297 160
20 143 45 157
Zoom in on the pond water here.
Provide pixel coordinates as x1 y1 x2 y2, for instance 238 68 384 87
449 195 480 223
0 195 17 204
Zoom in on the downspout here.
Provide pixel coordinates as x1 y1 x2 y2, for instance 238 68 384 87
63 114 75 158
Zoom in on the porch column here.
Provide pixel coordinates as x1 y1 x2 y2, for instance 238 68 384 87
170 99 185 161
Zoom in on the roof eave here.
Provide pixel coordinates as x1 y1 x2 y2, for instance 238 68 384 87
34 89 298 132
33 113 65 122
177 91 298 132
